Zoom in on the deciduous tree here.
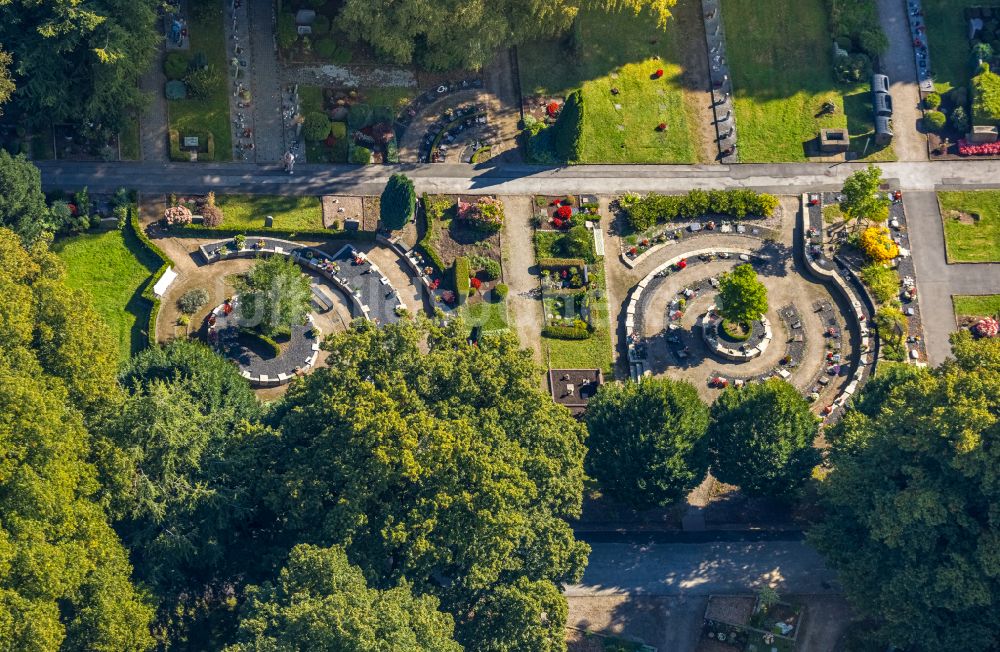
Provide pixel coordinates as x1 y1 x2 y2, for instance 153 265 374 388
0 151 51 245
225 544 462 652
256 318 589 650
707 379 820 497
841 164 889 223
585 379 710 509
811 333 1000 651
235 256 312 336
716 263 768 326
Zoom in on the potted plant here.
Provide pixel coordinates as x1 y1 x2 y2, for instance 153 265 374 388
234 234 246 250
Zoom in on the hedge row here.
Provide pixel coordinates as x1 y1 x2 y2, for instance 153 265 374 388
168 129 216 162
173 225 376 242
453 256 470 303
239 328 281 358
542 325 592 340
620 189 780 232
417 193 447 272
130 204 172 347
537 257 587 269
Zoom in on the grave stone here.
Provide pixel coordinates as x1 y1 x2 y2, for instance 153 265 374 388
264 215 274 227
183 136 199 148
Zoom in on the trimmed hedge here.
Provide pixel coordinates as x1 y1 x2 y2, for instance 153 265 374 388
239 328 281 358
542 324 592 340
172 224 376 241
130 202 173 347
494 283 509 300
169 129 216 162
972 64 1000 127
417 193 447 272
619 188 779 232
553 90 584 163
453 256 471 302
537 257 587 269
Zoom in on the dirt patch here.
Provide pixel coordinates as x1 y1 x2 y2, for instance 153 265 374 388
362 195 380 231
322 195 364 229
705 596 755 626
567 595 706 651
566 630 605 652
943 209 980 225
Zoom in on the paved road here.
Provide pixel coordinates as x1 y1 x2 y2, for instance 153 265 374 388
33 159 1000 196
565 539 837 596
876 0 927 162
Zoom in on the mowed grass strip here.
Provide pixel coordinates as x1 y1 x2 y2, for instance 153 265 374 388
723 0 846 162
167 4 232 160
215 195 324 231
923 0 980 94
953 294 1000 319
518 6 701 163
53 229 160 362
939 191 1000 262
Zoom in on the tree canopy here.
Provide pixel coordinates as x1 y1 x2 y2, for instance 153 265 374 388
225 544 462 652
235 256 312 336
716 263 768 326
336 0 676 70
0 151 52 246
810 334 1000 651
840 164 890 223
0 48 13 116
255 318 589 650
0 227 152 650
0 0 158 130
707 379 820 497
585 379 710 509
380 173 416 231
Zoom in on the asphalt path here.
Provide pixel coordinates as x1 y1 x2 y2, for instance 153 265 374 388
35 159 1000 196
565 538 837 597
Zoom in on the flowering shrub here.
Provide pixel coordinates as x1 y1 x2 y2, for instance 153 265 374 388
553 217 563 228
860 225 899 263
547 101 560 117
164 205 193 225
458 196 505 231
555 205 573 220
470 277 482 290
958 139 1000 156
974 317 999 338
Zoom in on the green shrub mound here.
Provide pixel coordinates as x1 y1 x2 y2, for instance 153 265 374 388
303 112 332 142
972 64 1000 127
493 283 509 300
923 110 947 132
923 92 941 110
453 256 471 301
350 145 372 165
164 52 190 80
542 324 592 340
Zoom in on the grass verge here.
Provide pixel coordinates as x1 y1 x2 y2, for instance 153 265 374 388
518 6 702 163
167 3 232 160
723 0 847 162
53 228 161 362
954 294 1000 319
939 191 1000 262
213 195 324 231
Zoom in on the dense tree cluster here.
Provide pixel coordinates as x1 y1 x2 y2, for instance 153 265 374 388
0 228 153 650
337 0 676 70
811 336 1000 651
0 0 158 131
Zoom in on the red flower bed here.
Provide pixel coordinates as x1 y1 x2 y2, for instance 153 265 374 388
555 205 573 220
553 217 563 228
547 101 560 117
958 139 1000 156
470 277 482 290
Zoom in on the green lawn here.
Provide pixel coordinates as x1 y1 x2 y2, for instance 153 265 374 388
167 4 231 160
954 294 1000 319
723 0 849 162
924 0 979 94
213 195 324 231
518 6 702 163
53 229 160 362
119 117 141 160
939 191 1000 262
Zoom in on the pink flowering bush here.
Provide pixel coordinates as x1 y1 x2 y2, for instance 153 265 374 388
164 205 193 225
458 196 505 232
958 139 1000 156
974 317 999 338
